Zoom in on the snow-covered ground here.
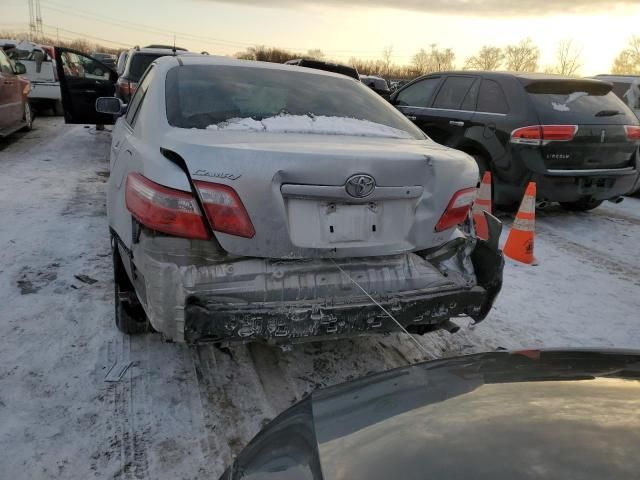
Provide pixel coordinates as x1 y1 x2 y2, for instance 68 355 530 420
1 117 639 479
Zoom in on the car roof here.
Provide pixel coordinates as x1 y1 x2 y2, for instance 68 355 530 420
130 47 182 55
591 74 640 82
166 54 361 81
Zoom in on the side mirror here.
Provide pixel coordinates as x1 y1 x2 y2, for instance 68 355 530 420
14 62 26 75
96 97 126 115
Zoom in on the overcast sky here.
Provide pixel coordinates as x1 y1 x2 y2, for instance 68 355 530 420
2 0 639 74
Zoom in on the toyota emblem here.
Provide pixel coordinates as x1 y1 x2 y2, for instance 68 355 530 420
345 174 376 198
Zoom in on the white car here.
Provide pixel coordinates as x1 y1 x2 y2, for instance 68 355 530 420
55 48 504 344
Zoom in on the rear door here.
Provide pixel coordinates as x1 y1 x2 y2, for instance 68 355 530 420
426 75 479 146
393 75 479 146
54 47 117 125
469 78 512 162
525 80 639 171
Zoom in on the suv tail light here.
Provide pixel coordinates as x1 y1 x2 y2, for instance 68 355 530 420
116 78 137 100
511 125 578 145
624 125 640 142
435 187 477 232
125 173 209 239
194 181 256 238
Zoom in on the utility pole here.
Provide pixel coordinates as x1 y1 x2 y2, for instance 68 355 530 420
28 0 36 41
35 0 44 40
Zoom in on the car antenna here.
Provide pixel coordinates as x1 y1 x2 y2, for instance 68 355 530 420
172 35 176 54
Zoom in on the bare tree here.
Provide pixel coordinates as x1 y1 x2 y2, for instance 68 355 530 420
306 49 324 60
411 44 455 75
464 46 503 71
612 36 640 74
545 39 582 76
504 38 540 72
381 45 394 77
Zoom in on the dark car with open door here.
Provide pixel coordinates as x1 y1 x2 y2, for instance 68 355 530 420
391 72 640 211
54 47 118 126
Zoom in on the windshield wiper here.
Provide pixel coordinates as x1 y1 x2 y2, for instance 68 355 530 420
595 109 622 117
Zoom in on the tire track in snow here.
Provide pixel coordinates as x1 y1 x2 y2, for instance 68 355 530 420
538 228 640 283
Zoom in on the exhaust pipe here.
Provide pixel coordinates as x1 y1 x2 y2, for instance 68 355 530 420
440 319 461 334
608 196 624 204
536 200 550 209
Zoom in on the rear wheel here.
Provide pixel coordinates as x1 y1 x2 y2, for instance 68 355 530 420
20 102 33 132
560 198 603 211
112 242 150 335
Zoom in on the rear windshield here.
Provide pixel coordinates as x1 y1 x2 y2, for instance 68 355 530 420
128 53 169 81
525 81 636 124
165 65 425 138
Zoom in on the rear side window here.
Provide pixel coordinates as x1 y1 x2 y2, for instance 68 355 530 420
477 79 509 114
125 67 155 126
432 76 476 110
525 81 636 124
395 77 440 107
127 53 166 81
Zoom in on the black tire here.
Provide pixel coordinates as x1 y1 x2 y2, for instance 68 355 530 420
112 243 150 335
20 102 33 132
560 198 603 212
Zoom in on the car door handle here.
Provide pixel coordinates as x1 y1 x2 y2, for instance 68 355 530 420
85 89 97 94
406 115 417 121
449 120 465 127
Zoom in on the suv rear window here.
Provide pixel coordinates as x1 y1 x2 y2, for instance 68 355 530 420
525 80 636 124
165 65 425 138
128 53 168 81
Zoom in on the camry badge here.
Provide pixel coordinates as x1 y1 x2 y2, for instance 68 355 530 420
345 174 376 198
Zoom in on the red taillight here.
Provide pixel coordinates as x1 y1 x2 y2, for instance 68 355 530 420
125 173 209 239
511 125 578 145
624 125 640 141
435 187 477 232
116 78 137 99
194 181 255 238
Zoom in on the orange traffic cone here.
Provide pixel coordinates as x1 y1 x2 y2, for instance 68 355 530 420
503 182 536 264
473 172 492 240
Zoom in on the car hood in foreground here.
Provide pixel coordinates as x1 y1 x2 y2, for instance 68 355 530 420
309 349 640 480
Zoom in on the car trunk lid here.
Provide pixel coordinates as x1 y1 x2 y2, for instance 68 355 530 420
524 79 639 170
161 129 476 259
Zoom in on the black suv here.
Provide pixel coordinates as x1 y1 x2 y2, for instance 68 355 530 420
115 46 187 103
391 72 640 210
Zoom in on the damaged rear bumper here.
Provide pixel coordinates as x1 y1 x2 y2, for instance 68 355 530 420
128 217 503 344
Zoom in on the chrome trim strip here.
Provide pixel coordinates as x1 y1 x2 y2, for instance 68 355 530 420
399 106 507 117
546 167 636 176
281 184 424 202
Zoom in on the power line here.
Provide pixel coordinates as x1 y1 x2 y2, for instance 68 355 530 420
39 0 411 58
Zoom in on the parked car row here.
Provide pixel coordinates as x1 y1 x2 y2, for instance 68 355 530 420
0 48 32 137
1 39 63 115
